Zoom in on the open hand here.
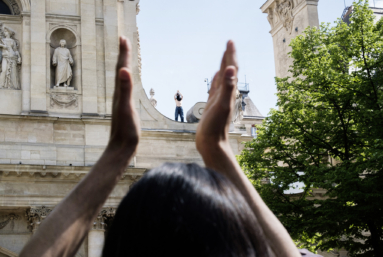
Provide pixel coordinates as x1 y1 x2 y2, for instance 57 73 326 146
107 36 140 157
196 41 238 157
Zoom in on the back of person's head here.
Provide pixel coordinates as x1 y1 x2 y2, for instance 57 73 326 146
102 163 271 257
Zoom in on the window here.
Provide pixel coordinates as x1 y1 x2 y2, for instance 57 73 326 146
251 127 257 138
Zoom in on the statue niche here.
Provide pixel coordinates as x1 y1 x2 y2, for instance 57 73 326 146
52 39 73 88
50 28 78 90
0 23 21 90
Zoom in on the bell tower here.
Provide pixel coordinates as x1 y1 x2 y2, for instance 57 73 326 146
261 0 319 78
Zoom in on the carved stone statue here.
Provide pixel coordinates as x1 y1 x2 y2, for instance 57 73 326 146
149 88 157 107
0 24 22 90
52 39 74 87
275 0 294 33
232 89 244 124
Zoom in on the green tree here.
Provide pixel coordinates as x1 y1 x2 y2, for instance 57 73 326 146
239 1 383 256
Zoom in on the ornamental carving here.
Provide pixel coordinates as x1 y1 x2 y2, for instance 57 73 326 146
136 3 140 15
0 23 22 90
26 206 53 232
5 0 21 15
149 88 157 107
93 207 117 230
275 0 294 33
50 93 78 109
137 30 142 78
232 90 244 124
0 214 20 230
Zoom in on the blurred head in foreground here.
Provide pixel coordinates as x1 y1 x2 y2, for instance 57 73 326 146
103 163 270 257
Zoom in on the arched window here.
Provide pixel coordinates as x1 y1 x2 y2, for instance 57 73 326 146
0 0 12 15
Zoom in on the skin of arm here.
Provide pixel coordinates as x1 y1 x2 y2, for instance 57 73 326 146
196 41 301 257
19 36 140 257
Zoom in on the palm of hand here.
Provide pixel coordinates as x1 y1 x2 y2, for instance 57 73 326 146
196 41 238 155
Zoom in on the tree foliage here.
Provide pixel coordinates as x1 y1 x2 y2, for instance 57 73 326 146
239 1 383 256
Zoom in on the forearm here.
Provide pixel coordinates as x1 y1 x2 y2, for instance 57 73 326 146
201 143 300 257
20 148 134 257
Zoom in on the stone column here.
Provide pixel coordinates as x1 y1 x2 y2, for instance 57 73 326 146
30 0 47 113
88 229 105 257
81 0 98 115
103 0 119 115
88 208 116 257
21 15 31 114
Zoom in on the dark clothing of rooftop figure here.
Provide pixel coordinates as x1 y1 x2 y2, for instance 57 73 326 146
175 90 184 122
19 38 306 257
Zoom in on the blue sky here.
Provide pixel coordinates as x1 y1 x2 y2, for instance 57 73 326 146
137 0 374 121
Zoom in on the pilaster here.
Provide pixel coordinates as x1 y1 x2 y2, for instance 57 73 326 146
21 15 31 114
30 0 47 113
81 0 98 115
103 0 119 115
88 207 116 257
261 0 319 78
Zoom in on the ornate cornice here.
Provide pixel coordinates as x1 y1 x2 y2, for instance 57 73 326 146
0 164 146 182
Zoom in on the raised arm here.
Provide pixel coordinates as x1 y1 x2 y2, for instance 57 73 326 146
196 41 301 257
19 36 140 257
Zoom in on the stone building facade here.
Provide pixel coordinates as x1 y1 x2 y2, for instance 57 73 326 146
0 0 263 256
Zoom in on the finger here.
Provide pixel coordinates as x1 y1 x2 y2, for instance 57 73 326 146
117 36 131 72
114 36 132 107
118 67 133 101
208 72 220 101
219 66 237 113
218 50 227 86
225 41 239 72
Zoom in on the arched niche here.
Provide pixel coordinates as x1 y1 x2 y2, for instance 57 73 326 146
49 27 80 90
0 0 21 15
0 0 12 15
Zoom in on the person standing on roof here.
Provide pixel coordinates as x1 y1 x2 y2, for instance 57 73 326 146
174 90 184 122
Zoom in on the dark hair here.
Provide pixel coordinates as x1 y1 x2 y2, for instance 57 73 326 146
176 93 182 102
103 163 270 257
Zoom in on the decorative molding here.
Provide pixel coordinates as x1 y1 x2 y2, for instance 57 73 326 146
0 164 146 182
26 206 53 232
136 3 140 15
266 8 274 27
50 93 78 109
137 29 142 78
0 214 20 230
275 0 294 34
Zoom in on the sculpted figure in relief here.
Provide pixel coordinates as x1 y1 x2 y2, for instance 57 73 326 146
52 39 74 87
275 0 294 33
0 25 22 90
